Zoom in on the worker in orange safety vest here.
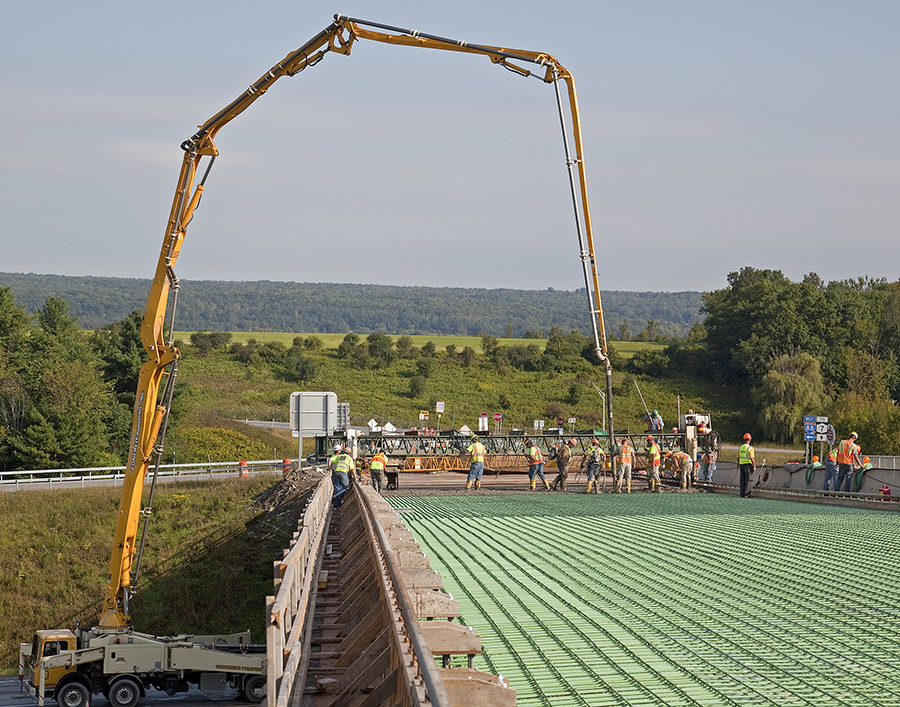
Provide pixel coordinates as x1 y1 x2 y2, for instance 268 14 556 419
524 439 550 490
615 438 633 493
369 451 387 494
835 432 862 492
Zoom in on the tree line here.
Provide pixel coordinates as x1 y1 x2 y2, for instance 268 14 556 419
0 272 702 338
3 268 899 469
629 268 900 449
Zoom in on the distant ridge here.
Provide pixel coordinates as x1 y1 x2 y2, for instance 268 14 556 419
0 272 703 337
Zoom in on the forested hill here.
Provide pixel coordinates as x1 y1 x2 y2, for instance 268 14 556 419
0 272 702 336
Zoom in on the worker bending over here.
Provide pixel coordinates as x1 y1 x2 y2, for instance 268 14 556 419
524 439 550 490
465 434 486 490
615 437 633 493
582 438 605 494
668 450 694 489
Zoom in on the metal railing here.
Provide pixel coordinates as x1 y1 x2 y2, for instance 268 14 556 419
0 458 295 490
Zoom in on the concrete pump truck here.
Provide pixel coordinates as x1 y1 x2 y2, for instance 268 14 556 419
21 15 614 707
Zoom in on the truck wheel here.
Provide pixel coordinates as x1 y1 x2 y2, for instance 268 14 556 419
242 675 266 703
108 677 141 707
56 681 89 707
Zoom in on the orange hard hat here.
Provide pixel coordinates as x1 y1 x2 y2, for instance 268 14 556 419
864 456 871 464
743 433 752 440
567 438 577 446
646 435 654 441
812 456 819 462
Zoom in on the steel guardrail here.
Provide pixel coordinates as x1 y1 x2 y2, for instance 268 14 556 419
0 458 294 489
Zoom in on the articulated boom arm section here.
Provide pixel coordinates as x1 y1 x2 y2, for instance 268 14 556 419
99 15 611 629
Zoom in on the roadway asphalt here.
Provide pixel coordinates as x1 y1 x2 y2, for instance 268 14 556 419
0 677 256 707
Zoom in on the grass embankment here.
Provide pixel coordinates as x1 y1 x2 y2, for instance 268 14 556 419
171 335 688 433
167 332 766 459
0 475 299 674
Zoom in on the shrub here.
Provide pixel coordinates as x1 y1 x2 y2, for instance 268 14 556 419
171 427 270 463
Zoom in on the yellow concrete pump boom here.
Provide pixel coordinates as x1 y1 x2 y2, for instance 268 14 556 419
99 14 613 629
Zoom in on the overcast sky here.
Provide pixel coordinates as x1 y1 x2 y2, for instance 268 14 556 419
1 1 898 294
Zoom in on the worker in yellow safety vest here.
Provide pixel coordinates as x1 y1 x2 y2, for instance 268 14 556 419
582 438 605 494
465 434 486 490
668 450 694 489
369 451 387 494
835 432 862 492
646 436 661 492
524 439 549 490
738 433 756 497
615 438 633 493
328 443 355 508
822 446 839 491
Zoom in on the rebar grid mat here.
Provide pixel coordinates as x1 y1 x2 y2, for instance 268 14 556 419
386 493 900 706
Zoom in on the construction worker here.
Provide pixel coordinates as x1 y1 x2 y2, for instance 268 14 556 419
822 446 839 491
698 422 719 482
668 450 694 489
369 450 387 494
328 443 355 508
739 433 756 497
615 437 633 493
550 439 576 491
582 439 605 494
524 439 549 490
645 435 661 492
836 432 862 492
645 409 664 431
465 434 486 490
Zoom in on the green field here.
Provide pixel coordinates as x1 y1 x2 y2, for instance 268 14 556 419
176 331 663 359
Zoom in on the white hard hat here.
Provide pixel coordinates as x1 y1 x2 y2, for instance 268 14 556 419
332 443 342 453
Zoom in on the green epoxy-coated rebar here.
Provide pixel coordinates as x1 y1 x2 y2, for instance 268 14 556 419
386 494 900 707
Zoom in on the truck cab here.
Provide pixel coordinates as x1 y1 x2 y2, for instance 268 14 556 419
28 630 78 689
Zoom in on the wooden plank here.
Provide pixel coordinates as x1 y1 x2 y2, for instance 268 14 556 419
418 622 481 655
334 601 388 667
438 668 516 707
410 591 460 619
398 567 443 590
329 639 391 702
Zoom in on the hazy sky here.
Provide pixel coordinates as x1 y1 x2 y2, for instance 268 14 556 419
2 1 898 293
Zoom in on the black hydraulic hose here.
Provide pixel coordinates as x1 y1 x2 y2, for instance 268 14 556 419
131 358 179 600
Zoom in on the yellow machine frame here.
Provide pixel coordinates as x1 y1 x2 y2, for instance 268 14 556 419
100 14 613 628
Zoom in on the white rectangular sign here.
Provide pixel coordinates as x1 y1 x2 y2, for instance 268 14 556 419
290 391 338 437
